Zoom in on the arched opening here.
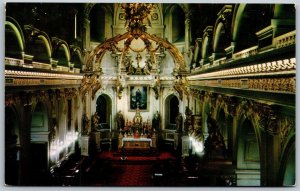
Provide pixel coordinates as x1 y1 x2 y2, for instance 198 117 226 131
72 50 82 70
29 35 51 64
171 5 185 43
282 147 295 186
31 102 49 132
233 4 273 53
201 34 212 65
279 138 295 186
30 102 50 185
5 106 21 185
213 22 229 57
96 94 112 129
164 94 179 130
5 22 24 59
236 118 261 186
56 44 70 67
90 4 106 43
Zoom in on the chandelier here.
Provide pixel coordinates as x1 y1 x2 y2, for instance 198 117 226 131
121 3 155 35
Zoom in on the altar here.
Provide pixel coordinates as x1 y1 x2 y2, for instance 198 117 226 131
117 107 158 151
122 137 152 149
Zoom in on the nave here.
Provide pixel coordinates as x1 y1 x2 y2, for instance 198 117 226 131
4 2 295 187
45 144 235 187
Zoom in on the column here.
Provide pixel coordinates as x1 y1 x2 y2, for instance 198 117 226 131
184 13 191 53
184 11 192 70
83 18 90 51
193 38 202 68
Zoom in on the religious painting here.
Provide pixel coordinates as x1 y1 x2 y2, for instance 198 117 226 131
129 86 149 111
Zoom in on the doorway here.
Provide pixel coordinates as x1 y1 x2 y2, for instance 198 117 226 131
164 94 179 130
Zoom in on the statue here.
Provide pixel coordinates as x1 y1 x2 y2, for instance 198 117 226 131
116 111 125 130
184 106 193 133
204 115 227 159
133 108 143 126
92 112 100 131
82 113 89 135
152 110 160 131
176 113 183 133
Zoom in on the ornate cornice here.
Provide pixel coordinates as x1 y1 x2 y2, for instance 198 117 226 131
188 58 295 80
5 70 83 87
5 70 82 79
189 76 295 93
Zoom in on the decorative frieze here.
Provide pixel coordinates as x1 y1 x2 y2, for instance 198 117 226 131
188 58 296 80
248 77 295 93
190 76 295 93
5 69 82 80
7 78 82 86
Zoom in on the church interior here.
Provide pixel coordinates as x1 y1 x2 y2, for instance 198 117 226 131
4 2 296 187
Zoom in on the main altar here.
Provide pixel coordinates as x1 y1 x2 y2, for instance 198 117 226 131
118 108 157 150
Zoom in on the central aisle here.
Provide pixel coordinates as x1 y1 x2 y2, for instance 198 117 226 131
83 150 178 186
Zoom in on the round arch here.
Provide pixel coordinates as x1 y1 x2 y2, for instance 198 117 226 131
213 21 229 54
278 135 295 186
52 38 71 67
164 94 179 130
235 115 262 186
24 28 52 64
71 48 83 69
5 18 25 58
90 4 114 42
96 94 112 128
31 101 49 132
166 4 185 43
231 4 273 53
231 4 246 44
201 35 210 60
37 35 52 59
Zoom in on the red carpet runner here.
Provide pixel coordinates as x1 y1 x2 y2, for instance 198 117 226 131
108 164 153 186
87 151 177 186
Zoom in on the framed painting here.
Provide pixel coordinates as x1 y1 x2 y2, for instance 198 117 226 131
129 86 149 111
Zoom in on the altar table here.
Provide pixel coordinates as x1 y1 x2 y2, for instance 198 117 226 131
122 137 152 149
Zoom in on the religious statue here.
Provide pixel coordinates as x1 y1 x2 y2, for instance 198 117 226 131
116 110 125 130
176 113 183 133
184 106 193 133
152 110 160 131
204 115 227 159
152 76 161 99
82 113 89 135
91 112 100 131
133 108 143 126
